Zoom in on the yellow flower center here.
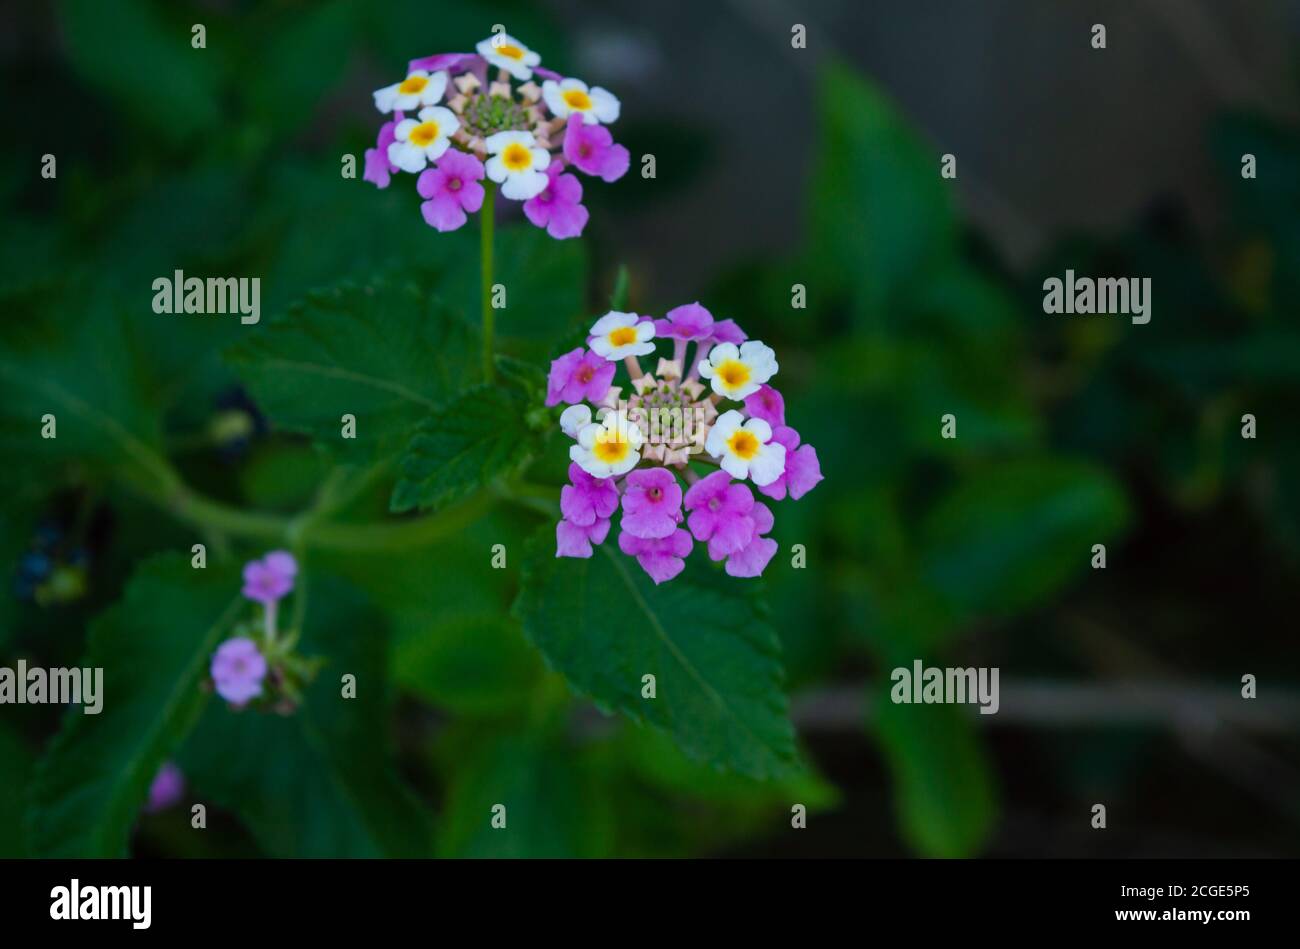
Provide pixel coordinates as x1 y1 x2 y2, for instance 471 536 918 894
727 429 760 460
563 89 593 110
497 43 525 60
502 142 533 171
398 75 429 95
593 438 630 464
409 121 440 147
608 326 638 347
717 360 751 390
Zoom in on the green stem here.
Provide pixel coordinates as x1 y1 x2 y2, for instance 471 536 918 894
481 183 496 384
132 466 496 554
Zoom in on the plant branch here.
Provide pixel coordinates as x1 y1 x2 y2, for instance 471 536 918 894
790 680 1300 732
481 183 496 384
126 460 496 554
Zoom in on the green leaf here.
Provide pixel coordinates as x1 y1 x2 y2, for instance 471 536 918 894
0 281 166 479
439 225 588 357
390 382 538 512
612 725 836 813
58 0 223 144
27 555 241 857
245 0 356 138
919 458 1129 617
436 727 606 858
253 160 463 314
808 60 955 323
515 529 799 779
609 264 631 311
179 575 433 857
873 694 998 857
319 509 542 715
226 280 472 462
0 480 47 649
0 723 33 857
396 613 541 716
593 726 837 857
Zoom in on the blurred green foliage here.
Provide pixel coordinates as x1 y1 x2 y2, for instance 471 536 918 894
1 0 1296 859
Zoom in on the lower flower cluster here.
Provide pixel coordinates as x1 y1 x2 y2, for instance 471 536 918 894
208 551 320 712
547 303 823 583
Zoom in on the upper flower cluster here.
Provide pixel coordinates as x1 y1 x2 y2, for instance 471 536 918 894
364 34 630 239
546 304 823 583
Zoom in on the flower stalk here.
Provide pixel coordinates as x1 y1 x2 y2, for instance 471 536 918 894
481 182 496 383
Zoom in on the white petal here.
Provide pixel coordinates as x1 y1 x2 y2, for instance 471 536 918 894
708 342 740 366
501 169 548 201
485 130 530 153
611 451 640 477
720 455 748 480
744 417 773 442
393 118 418 142
388 141 426 173
591 311 636 335
570 445 602 477
425 137 452 161
590 87 620 123
541 81 566 117
418 105 454 127
560 405 592 438
422 71 448 104
373 83 401 113
577 421 602 450
485 155 509 183
529 146 549 170
713 410 743 440
749 443 787 487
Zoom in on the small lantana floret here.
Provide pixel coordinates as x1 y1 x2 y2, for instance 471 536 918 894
389 106 460 172
476 33 541 80
706 410 786 487
697 340 778 401
589 311 656 360
571 409 644 479
485 130 550 200
374 69 448 112
542 77 620 124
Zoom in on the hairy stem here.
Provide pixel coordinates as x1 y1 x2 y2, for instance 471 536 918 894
132 463 496 554
481 183 496 384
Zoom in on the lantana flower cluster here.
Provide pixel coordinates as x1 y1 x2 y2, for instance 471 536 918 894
547 304 823 583
208 551 320 712
364 34 629 238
